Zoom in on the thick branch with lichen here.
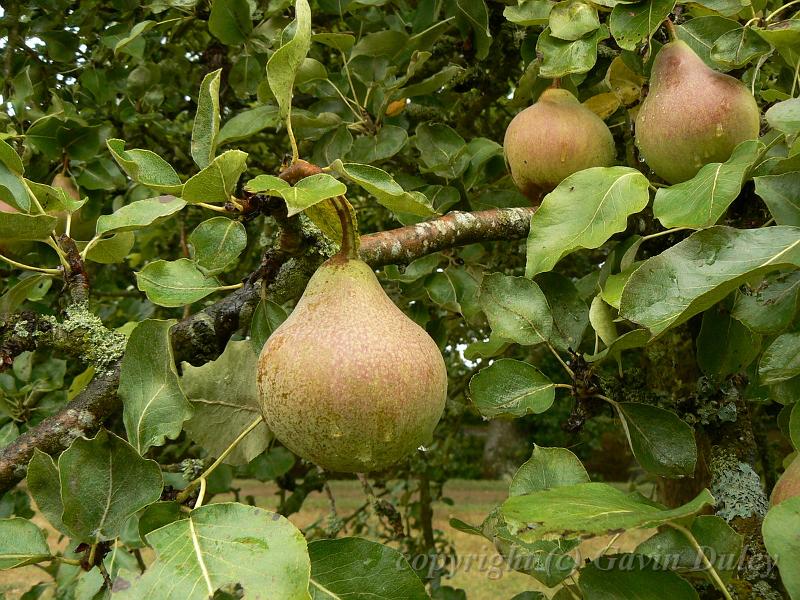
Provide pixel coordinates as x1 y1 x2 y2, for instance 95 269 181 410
0 206 535 493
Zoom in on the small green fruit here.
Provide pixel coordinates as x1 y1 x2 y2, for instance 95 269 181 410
635 40 761 184
503 88 616 200
256 256 447 473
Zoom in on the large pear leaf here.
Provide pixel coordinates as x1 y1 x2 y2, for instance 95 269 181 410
754 172 800 226
308 538 428 599
615 402 698 477
696 305 761 378
536 272 589 353
479 273 553 346
468 359 555 418
525 167 650 277
504 0 554 25
182 150 248 204
509 445 590 497
85 232 136 264
114 503 310 600
218 106 281 146
181 340 270 465
120 320 192 454
188 217 247 275
208 0 252 45
95 196 186 235
732 270 800 334
106 139 183 195
136 259 225 307
763 497 800 599
330 160 435 217
759 332 800 385
549 1 600 41
59 429 162 543
250 298 288 353
635 515 742 581
537 26 608 78
619 226 800 337
191 69 222 170
27 449 68 537
0 212 57 241
267 0 312 120
501 482 714 539
246 173 347 216
653 140 764 229
0 518 51 569
579 555 699 599
610 0 676 51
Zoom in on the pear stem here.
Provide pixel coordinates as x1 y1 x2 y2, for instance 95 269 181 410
663 18 678 41
332 195 360 260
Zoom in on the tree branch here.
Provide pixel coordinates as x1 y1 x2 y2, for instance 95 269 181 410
0 207 534 493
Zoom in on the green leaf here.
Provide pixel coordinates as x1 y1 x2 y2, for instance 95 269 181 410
115 21 156 55
308 537 428 599
95 196 186 235
469 359 555 418
731 271 800 334
0 138 23 175
504 0 555 25
398 65 464 99
413 123 470 179
246 172 347 216
635 515 742 581
120 320 192 454
383 253 443 283
59 429 162 543
455 0 492 60
610 0 676 51
246 447 296 482
763 497 800 598
267 0 312 120
710 26 772 68
676 16 740 67
188 217 247 275
218 105 281 146
579 555 699 599
0 212 57 241
525 167 650 277
619 226 800 337
230 54 264 98
759 332 800 385
0 275 52 315
0 163 29 211
589 295 619 347
766 98 800 136
537 26 608 78
696 304 761 378
615 402 698 477
26 180 86 214
501 482 714 539
479 273 553 346
85 232 136 264
26 450 68 536
0 518 51 569
509 445 590 496
349 126 408 164
191 69 222 170
330 160 435 217
106 139 183 195
250 299 288 353
181 341 270 465
114 503 310 600
136 259 225 307
754 172 800 226
208 0 253 45
584 328 650 363
549 1 600 41
536 272 589 352
653 140 764 229
312 32 355 53
182 150 248 204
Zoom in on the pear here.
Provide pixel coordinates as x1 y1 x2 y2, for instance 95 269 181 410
256 253 448 473
635 40 761 184
503 88 616 200
771 455 800 507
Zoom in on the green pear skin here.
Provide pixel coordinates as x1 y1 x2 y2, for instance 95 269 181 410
503 88 616 199
771 455 800 507
635 40 761 184
257 256 447 473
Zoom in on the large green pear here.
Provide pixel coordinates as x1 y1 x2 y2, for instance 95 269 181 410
256 255 447 473
503 88 616 200
635 40 761 184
